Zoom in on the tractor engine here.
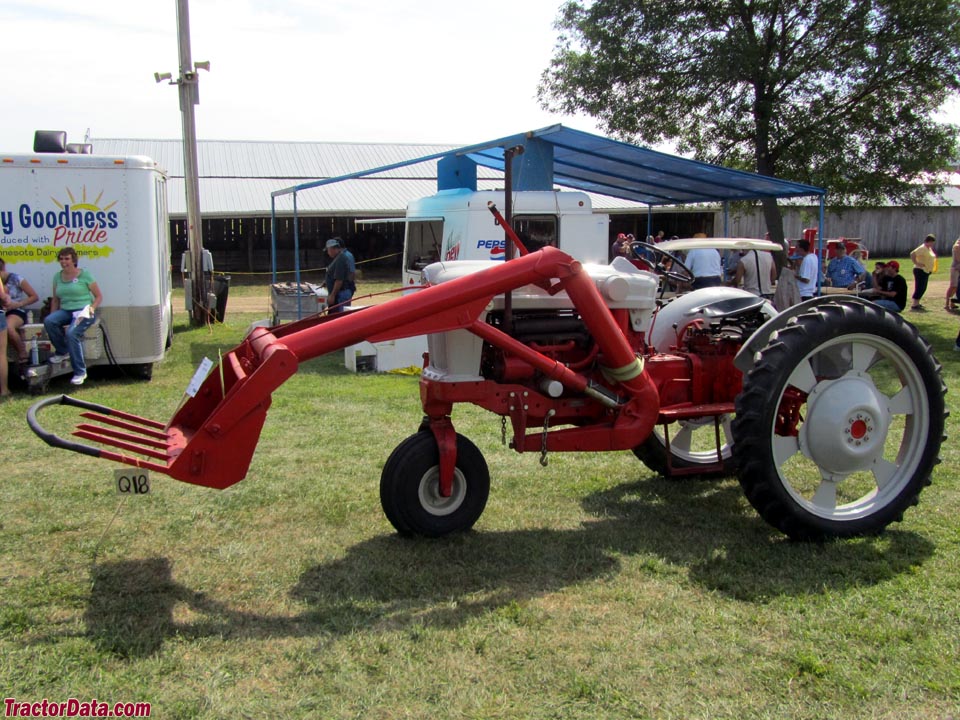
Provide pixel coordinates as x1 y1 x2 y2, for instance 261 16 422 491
421 257 658 396
482 309 609 387
644 289 777 409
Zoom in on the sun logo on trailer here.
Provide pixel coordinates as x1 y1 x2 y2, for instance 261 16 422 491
37 185 121 256
52 186 118 215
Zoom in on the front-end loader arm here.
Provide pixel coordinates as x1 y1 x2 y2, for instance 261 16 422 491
28 247 659 489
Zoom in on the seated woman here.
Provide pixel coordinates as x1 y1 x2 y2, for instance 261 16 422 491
0 277 9 400
0 257 40 363
43 248 102 386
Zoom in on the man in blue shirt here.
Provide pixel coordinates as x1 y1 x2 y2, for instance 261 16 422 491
825 243 866 290
684 238 724 289
323 238 356 314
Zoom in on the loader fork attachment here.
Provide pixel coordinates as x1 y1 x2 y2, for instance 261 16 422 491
27 247 658 489
28 336 299 489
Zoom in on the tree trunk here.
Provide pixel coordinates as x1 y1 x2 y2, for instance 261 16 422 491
761 197 788 273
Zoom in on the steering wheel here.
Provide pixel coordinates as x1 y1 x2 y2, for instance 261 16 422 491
628 241 695 287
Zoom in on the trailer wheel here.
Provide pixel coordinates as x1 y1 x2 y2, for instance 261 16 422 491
380 431 489 538
128 363 153 381
731 303 945 540
633 415 735 479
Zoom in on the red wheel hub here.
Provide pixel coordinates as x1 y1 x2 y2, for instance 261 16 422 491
849 418 868 439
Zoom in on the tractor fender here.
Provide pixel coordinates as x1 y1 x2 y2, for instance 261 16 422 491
648 286 776 353
733 294 877 374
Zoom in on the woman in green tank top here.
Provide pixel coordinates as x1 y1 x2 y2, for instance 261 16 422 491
43 247 103 386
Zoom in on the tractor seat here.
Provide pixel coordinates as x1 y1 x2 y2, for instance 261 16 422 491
689 295 766 320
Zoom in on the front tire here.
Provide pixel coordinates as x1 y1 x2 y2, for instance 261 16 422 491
380 431 490 538
732 302 945 540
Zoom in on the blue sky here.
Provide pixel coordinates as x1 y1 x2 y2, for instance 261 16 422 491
1 0 602 151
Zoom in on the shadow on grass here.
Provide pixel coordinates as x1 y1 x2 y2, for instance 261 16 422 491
579 477 935 600
85 476 933 658
86 558 308 659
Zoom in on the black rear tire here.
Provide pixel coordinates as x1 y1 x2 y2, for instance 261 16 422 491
380 431 490 538
732 302 945 540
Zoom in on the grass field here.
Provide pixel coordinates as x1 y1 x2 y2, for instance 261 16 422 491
1 264 958 719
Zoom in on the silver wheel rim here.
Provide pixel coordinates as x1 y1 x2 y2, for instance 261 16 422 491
771 333 930 522
417 466 467 517
654 415 734 464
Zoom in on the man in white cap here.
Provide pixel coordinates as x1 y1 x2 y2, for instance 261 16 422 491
323 238 356 314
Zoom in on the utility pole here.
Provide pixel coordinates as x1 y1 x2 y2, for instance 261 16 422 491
157 0 210 325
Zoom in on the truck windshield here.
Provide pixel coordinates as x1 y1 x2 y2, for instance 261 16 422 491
513 215 558 252
404 219 444 272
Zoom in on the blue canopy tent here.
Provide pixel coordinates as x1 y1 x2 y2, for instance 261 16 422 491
271 124 825 315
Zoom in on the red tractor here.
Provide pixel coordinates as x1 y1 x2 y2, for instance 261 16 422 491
29 229 945 541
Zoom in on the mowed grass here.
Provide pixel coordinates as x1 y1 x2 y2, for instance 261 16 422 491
1 277 959 719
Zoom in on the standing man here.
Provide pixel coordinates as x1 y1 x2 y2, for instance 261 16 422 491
610 233 631 261
945 236 960 312
873 261 908 313
793 239 820 301
909 234 937 311
323 238 356 314
733 249 776 298
683 247 724 289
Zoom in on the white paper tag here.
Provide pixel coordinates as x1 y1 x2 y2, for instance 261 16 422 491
185 357 214 397
115 467 151 495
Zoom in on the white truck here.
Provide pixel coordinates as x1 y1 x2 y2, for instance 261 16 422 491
0 138 174 391
348 188 611 371
399 188 610 288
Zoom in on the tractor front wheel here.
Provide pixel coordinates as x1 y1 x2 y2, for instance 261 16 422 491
380 431 490 537
732 302 945 540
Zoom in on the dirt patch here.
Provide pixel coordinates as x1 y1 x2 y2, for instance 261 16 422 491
220 285 400 316
225 295 272 314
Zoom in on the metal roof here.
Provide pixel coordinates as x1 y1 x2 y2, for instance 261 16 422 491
92 137 476 180
95 126 824 217
93 136 651 217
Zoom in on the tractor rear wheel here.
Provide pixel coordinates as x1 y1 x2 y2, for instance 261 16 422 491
732 302 945 540
380 431 490 537
633 415 735 479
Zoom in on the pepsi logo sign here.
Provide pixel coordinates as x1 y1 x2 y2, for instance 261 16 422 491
477 239 506 261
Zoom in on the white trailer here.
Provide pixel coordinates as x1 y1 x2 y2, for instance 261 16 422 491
0 149 173 391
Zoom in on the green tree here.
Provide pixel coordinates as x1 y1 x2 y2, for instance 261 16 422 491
539 0 960 242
